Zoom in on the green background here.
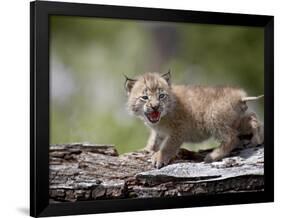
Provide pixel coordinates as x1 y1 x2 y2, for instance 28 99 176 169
50 16 264 153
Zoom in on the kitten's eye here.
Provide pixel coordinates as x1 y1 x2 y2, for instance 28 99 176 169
141 95 149 100
159 93 166 99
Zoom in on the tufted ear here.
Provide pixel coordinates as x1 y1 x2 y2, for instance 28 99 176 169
161 69 171 86
124 75 137 95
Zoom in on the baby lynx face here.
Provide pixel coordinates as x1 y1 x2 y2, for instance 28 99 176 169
124 71 264 169
125 71 173 125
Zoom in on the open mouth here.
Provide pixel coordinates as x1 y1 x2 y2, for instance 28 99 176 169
145 111 161 123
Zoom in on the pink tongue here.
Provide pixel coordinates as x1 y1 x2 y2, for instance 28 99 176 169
150 111 160 119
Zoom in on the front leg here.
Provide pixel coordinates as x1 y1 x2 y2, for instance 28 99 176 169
144 130 165 152
152 135 183 168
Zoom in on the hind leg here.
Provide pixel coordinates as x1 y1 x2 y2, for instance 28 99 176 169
238 112 264 146
204 128 239 163
251 123 264 145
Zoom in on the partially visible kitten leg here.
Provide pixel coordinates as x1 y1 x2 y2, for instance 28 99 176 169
251 123 264 145
152 135 183 168
144 130 165 152
204 129 239 163
246 113 264 145
237 112 264 146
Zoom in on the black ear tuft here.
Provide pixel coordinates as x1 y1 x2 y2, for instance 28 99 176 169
124 74 137 95
161 69 171 86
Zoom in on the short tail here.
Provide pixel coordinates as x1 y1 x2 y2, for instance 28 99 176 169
241 94 264 102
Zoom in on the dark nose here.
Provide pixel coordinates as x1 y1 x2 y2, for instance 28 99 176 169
151 104 160 111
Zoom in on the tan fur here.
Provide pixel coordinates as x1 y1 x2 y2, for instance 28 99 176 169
125 72 264 168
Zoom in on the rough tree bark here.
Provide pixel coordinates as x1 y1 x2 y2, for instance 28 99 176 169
49 143 264 202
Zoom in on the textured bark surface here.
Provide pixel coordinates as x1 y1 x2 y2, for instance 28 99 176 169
49 143 264 202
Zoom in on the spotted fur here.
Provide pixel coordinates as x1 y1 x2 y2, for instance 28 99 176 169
125 72 264 168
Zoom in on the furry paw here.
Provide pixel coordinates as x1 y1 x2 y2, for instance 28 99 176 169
151 151 170 169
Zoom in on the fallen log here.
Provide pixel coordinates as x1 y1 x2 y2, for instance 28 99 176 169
49 143 264 202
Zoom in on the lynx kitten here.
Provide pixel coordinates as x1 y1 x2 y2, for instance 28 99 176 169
125 71 264 168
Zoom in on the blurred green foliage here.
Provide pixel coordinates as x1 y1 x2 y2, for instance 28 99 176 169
50 16 264 153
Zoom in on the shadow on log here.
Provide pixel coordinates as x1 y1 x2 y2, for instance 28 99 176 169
49 143 264 202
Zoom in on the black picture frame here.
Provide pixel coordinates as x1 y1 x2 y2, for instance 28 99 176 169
30 1 274 217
